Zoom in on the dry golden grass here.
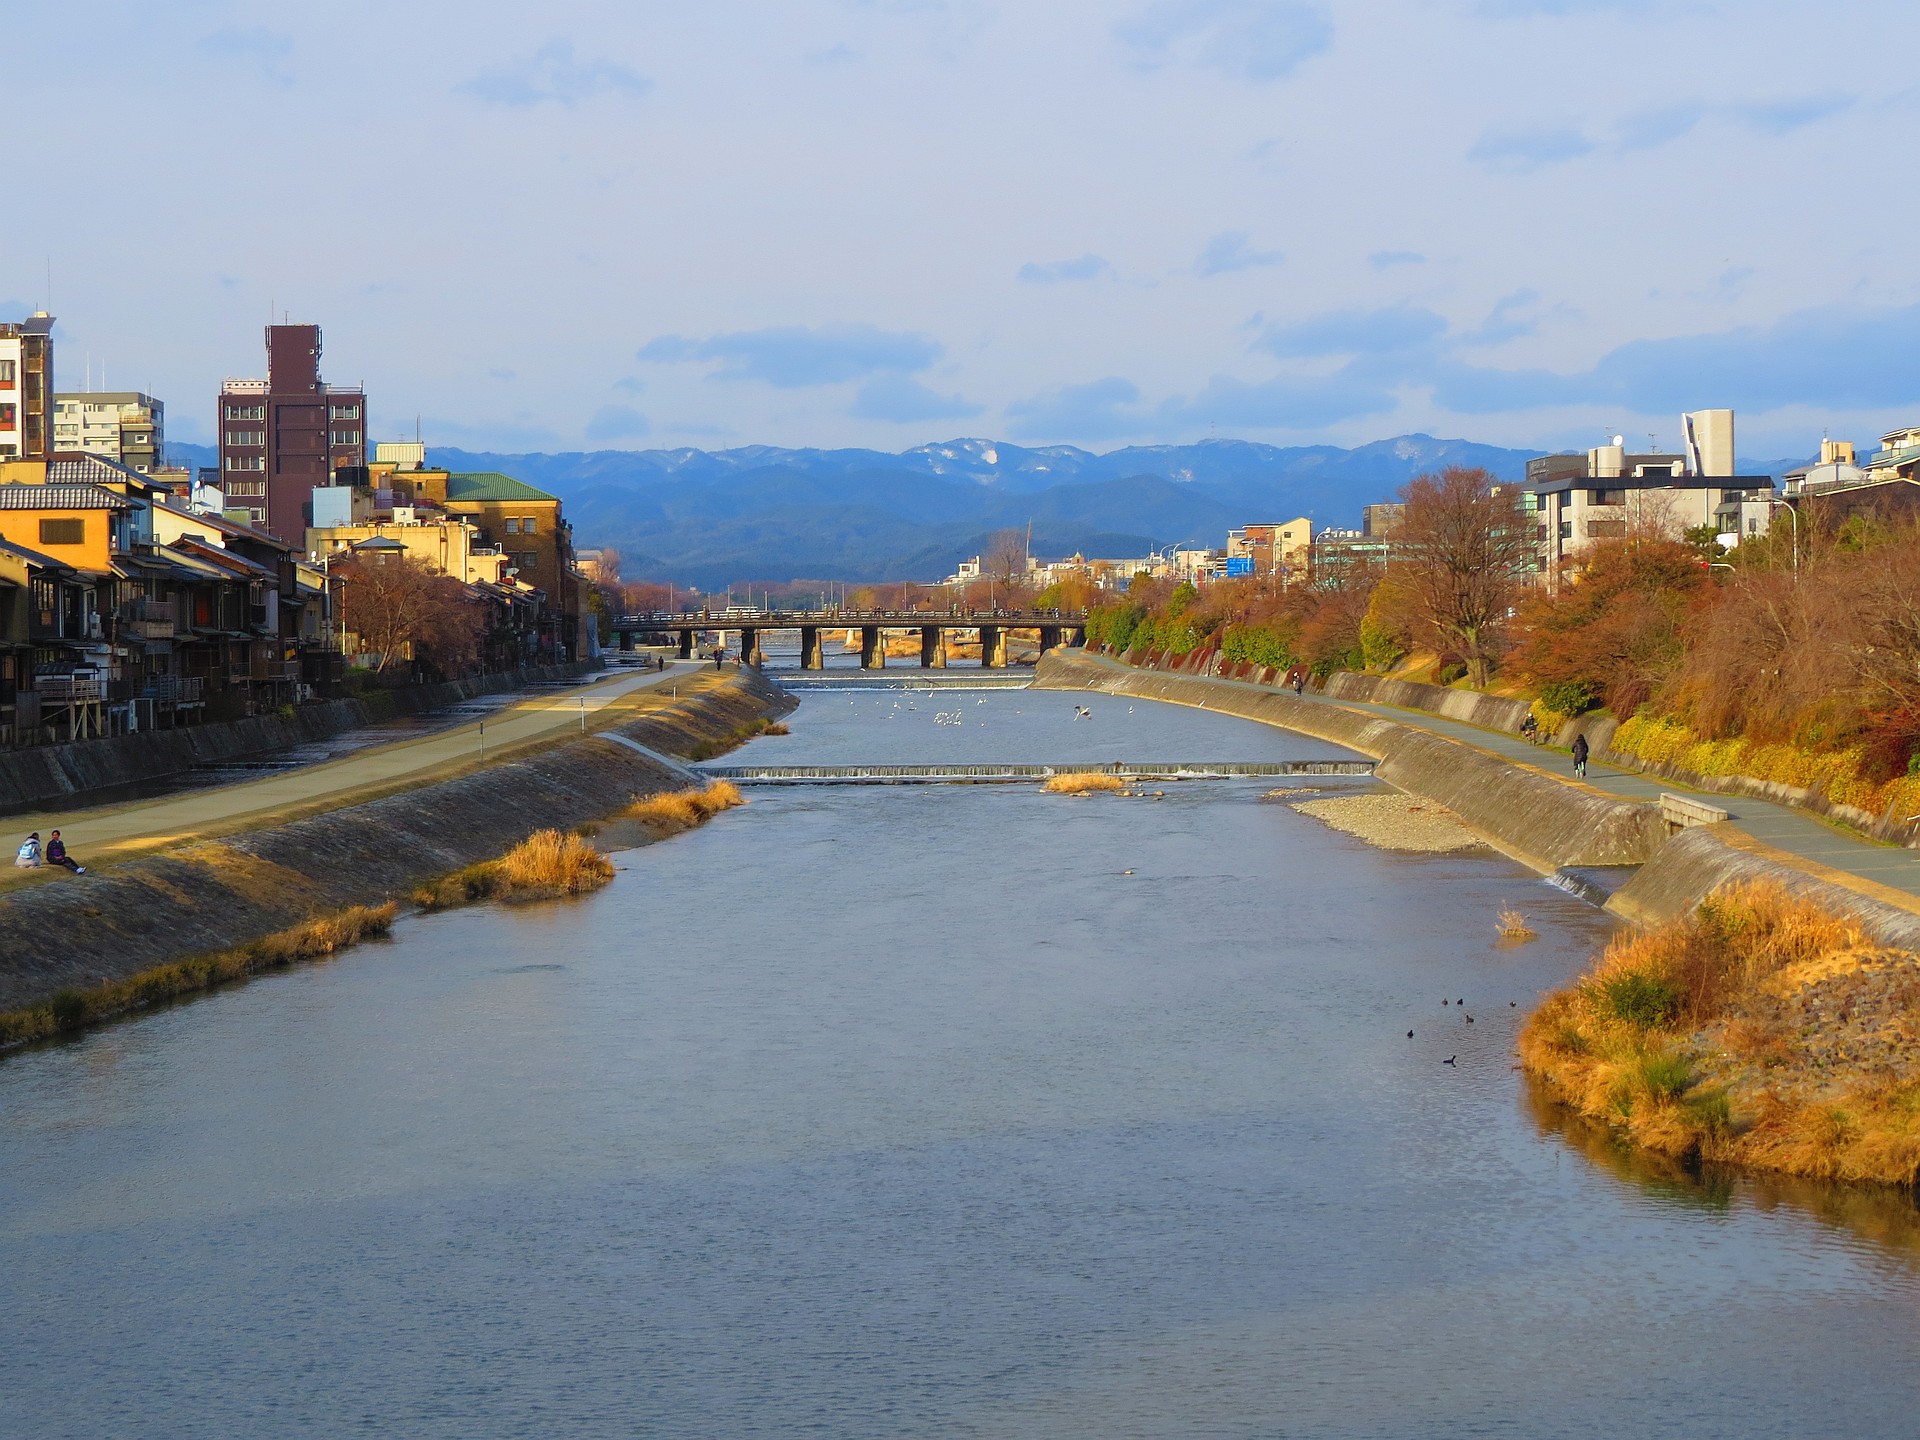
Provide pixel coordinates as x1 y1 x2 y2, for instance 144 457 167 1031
1043 772 1127 795
1497 906 1539 940
622 780 746 835
415 829 616 910
1519 881 1920 1187
0 903 398 1047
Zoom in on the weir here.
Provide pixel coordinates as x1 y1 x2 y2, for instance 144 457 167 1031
697 760 1376 784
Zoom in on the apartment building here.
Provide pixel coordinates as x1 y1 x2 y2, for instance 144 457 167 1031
217 323 367 540
0 313 55 460
1528 410 1773 580
1227 520 1312 579
52 391 165 472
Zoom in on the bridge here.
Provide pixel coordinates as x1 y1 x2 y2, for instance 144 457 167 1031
608 609 1088 670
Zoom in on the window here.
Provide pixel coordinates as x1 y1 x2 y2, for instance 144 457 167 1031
225 403 266 421
329 404 360 420
330 429 359 446
1590 488 1626 507
39 518 85 545
0 403 14 429
0 359 14 383
226 454 264 472
226 479 266 497
225 430 263 447
520 551 539 570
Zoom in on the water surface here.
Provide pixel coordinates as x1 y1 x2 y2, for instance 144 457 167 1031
2 688 1916 1437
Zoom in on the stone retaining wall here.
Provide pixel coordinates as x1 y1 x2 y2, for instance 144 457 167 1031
0 660 598 816
1039 651 1666 874
0 667 792 1012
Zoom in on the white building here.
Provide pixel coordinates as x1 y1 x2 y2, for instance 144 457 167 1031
52 391 165 473
1528 409 1773 579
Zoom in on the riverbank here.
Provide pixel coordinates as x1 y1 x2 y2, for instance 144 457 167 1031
1041 649 1920 948
1520 881 1920 1189
1036 649 1663 874
0 666 793 1017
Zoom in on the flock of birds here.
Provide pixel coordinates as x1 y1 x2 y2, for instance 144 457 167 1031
1413 996 1523 1067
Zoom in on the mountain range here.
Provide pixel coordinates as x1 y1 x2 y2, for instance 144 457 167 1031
158 435 1809 587
423 435 1538 588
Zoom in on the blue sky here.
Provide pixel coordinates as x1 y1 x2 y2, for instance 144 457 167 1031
4 0 1916 458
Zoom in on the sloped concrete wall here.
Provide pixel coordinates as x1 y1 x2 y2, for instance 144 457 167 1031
0 660 597 815
1321 672 1537 734
0 668 793 1011
1609 824 1920 947
1039 651 1665 874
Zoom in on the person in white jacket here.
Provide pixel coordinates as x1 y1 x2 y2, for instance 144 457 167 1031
15 832 43 868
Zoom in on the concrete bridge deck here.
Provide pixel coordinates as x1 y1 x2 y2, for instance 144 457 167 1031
696 760 1375 785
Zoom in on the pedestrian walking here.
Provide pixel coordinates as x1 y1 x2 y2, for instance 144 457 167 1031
45 830 85 874
1571 732 1589 779
14 832 42 868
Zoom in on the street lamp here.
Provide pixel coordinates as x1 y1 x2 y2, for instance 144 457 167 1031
1767 498 1799 575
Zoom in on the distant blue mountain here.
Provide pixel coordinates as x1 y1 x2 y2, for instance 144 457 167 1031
427 434 1542 587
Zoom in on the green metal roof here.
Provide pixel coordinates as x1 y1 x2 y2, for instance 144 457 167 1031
444 471 557 503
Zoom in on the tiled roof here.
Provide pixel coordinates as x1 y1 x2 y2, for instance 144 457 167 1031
445 471 557 503
47 452 157 489
0 536 74 571
0 483 130 510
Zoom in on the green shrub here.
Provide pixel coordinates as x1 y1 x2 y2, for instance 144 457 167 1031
1636 1050 1693 1098
1600 971 1680 1029
1538 679 1600 717
48 990 90 1032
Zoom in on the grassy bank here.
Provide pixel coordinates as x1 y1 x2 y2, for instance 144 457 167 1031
414 829 616 910
622 780 746 835
0 903 398 1048
684 717 788 762
1043 772 1127 794
1520 882 1920 1188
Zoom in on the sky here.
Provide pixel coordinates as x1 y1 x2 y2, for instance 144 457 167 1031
5 0 1917 459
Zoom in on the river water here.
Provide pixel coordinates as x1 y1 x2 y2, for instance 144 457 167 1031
3 685 1918 1438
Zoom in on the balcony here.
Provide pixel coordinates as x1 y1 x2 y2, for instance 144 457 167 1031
124 617 176 641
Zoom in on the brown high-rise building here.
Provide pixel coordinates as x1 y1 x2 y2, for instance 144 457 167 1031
217 323 365 540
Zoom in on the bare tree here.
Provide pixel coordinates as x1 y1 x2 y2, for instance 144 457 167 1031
337 553 485 677
983 528 1030 589
1395 466 1531 687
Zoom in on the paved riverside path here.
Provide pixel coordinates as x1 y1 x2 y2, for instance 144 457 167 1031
1070 652 1920 900
0 660 713 882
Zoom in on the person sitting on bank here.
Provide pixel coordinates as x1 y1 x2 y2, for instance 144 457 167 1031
14 832 42 869
45 830 85 875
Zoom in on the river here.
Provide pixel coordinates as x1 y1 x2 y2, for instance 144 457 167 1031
3 683 1918 1437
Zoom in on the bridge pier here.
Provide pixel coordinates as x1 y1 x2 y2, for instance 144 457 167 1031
860 625 884 669
619 629 635 652
800 625 823 670
979 624 1004 669
1037 625 1062 657
740 627 762 666
677 628 694 660
920 625 946 668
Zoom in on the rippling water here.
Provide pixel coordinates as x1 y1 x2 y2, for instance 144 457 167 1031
2 687 1917 1438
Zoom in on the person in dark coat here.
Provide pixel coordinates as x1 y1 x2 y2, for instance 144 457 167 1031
1571 732 1589 778
45 830 85 874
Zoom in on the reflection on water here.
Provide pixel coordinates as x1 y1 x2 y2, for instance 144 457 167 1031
1524 1075 1920 1258
1 689 1918 1438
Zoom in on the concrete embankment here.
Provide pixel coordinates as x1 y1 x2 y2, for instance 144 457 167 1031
0 659 599 816
0 667 792 1013
1047 650 1920 947
1038 651 1664 873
